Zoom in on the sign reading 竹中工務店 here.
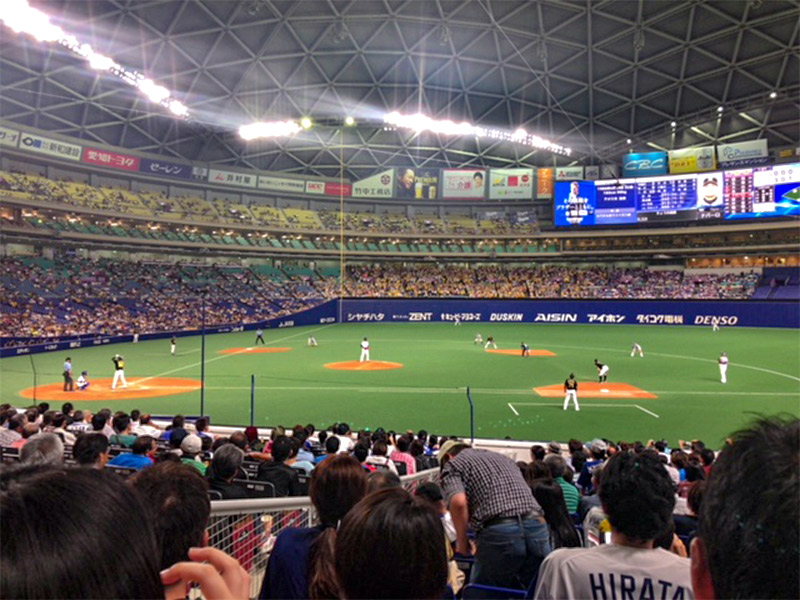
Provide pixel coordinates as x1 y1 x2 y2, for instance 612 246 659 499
353 169 395 198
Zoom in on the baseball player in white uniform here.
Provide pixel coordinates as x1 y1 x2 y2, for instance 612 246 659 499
474 333 483 345
484 336 497 349
563 373 579 411
170 336 177 355
595 358 609 383
360 337 370 362
719 352 728 383
631 343 644 358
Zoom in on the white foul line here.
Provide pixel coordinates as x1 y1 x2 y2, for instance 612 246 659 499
635 404 660 418
508 402 519 416
510 402 660 419
136 324 336 385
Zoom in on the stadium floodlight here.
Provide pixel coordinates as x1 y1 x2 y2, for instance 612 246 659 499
383 111 572 156
344 116 355 126
239 120 302 140
0 0 190 119
301 117 313 129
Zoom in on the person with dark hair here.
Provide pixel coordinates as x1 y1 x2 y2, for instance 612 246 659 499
207 443 250 499
439 440 550 590
530 480 581 549
315 435 340 465
691 416 799 600
0 465 164 599
698 448 715 478
543 453 580 514
129 461 211 571
366 470 402 493
534 451 691 599
257 435 302 496
61 402 75 423
135 413 161 437
260 454 367 599
390 434 416 475
229 430 249 452
72 432 110 468
334 422 353 453
288 436 315 475
0 413 25 447
161 415 186 442
335 487 447 599
195 416 213 441
108 435 156 470
110 413 136 448
62 356 74 392
351 442 373 472
365 440 398 474
409 438 434 471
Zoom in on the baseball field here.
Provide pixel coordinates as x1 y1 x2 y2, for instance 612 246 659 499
1 322 798 446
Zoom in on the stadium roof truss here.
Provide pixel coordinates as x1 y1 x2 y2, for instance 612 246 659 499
1 0 798 180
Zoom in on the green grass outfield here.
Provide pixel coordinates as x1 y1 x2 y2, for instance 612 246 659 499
2 322 798 447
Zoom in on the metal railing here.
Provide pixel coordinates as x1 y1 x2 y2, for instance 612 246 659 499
205 468 440 598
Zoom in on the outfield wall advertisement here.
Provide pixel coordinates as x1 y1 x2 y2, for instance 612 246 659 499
340 299 800 329
3 299 796 358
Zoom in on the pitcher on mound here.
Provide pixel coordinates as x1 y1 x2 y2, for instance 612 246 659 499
360 338 370 362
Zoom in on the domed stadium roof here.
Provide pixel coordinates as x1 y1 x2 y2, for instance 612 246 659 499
1 0 797 180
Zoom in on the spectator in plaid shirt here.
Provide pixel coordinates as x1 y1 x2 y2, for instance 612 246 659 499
440 441 551 589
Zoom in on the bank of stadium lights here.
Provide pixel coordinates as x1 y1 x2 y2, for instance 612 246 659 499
0 0 189 118
382 112 572 157
239 120 302 140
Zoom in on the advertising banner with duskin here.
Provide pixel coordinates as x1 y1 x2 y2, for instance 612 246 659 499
669 146 716 174
488 168 534 200
4 298 797 358
83 147 140 172
19 132 81 161
622 152 669 178
139 158 193 180
716 139 769 168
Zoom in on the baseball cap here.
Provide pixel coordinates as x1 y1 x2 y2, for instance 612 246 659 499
548 441 562 454
181 434 202 455
438 438 465 459
589 438 608 453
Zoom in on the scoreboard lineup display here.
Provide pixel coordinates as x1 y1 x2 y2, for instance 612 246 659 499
555 163 800 227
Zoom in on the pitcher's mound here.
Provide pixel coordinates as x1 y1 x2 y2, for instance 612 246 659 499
534 382 656 399
219 347 293 354
486 349 556 356
325 361 404 371
20 377 202 402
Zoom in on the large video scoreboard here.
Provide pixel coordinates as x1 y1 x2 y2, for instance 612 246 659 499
555 163 800 227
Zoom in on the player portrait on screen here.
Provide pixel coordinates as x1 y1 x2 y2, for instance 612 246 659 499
565 181 591 225
396 168 416 198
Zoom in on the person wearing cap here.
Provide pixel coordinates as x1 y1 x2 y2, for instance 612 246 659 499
564 373 579 411
76 370 90 391
594 359 609 383
718 352 728 383
439 440 551 589
180 434 207 475
577 440 607 495
548 441 563 455
360 337 370 362
111 354 127 389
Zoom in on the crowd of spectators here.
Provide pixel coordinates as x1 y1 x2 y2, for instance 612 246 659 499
1 257 761 340
0 257 329 340
341 264 760 299
0 404 796 599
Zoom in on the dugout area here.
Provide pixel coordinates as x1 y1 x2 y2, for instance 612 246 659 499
1 321 798 446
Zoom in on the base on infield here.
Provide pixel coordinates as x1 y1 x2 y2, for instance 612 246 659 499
486 349 556 356
219 347 293 354
20 377 202 402
325 360 405 371
534 382 657 399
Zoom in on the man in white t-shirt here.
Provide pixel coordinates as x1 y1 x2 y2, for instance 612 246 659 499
534 451 694 600
360 337 370 362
